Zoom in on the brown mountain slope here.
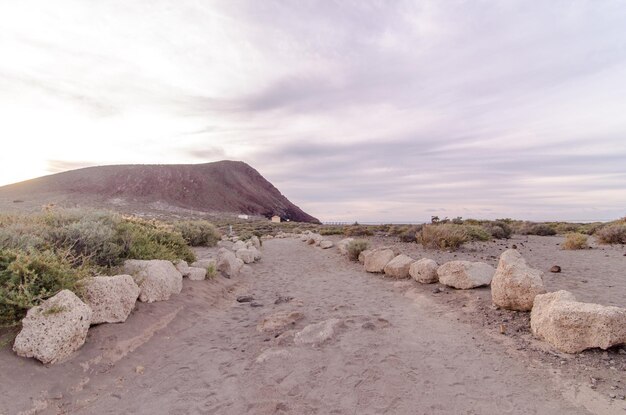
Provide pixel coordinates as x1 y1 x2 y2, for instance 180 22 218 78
0 161 320 223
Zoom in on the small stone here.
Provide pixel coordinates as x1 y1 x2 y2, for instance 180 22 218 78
550 265 561 273
237 295 254 303
135 365 145 375
362 322 376 330
250 302 263 307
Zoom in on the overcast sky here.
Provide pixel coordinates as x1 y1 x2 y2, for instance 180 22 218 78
1 1 625 222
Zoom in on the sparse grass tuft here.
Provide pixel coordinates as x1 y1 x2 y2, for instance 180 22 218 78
205 263 217 279
347 239 369 262
562 233 588 250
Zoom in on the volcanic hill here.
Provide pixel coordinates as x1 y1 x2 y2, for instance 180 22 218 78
0 160 320 223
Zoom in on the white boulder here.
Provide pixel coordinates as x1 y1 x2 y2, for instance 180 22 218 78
320 240 334 249
191 258 216 270
364 248 396 273
383 254 415 279
531 290 626 353
491 249 546 311
249 235 261 249
83 275 140 324
13 290 92 365
187 267 207 281
236 248 256 264
124 260 183 303
409 258 439 284
337 238 355 256
175 260 191 277
437 261 494 289
307 234 324 246
232 240 246 251
358 249 372 264
217 248 244 277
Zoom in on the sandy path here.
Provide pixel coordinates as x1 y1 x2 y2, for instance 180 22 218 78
0 239 611 414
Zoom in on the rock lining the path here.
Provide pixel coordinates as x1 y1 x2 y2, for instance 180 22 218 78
383 254 415 279
124 259 183 303
83 275 140 324
531 290 626 353
13 290 92 365
409 258 439 284
437 260 494 289
491 249 546 311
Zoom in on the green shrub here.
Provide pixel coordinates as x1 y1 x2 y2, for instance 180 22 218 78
562 233 588 250
484 221 512 239
49 215 123 267
206 263 217 279
173 220 220 247
0 249 89 327
418 224 468 250
347 239 369 261
595 224 626 244
319 226 344 236
464 225 492 242
115 220 195 263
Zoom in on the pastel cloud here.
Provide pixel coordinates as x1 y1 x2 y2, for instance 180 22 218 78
1 0 625 222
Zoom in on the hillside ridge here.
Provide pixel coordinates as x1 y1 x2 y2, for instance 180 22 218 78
0 160 320 223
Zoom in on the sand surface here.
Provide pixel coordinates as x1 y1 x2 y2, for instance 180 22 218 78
1 237 625 414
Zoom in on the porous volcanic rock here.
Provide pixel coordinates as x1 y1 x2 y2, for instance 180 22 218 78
13 290 92 365
437 261 495 289
491 249 546 311
83 275 140 324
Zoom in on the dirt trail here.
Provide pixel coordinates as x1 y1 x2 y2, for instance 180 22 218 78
0 239 619 414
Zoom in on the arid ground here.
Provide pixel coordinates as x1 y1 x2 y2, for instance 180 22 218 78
1 236 625 414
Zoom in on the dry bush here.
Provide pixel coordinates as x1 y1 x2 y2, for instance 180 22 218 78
418 224 469 251
484 221 512 239
562 233 588 250
347 239 369 261
595 224 626 244
397 225 422 243
517 222 557 236
343 225 374 237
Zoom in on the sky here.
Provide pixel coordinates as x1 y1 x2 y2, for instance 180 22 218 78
1 0 625 222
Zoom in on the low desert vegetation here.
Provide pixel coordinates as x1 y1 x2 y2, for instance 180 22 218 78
173 220 220 247
595 223 626 244
0 248 90 326
562 233 588 250
0 209 221 326
418 224 469 251
205 263 217 279
347 239 369 262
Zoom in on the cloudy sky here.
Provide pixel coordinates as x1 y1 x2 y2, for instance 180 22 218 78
1 1 625 222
